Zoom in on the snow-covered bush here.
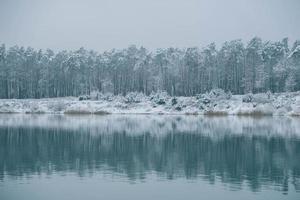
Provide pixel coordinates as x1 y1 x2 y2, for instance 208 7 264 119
252 93 272 104
78 95 91 101
196 93 210 104
209 89 227 100
202 94 211 104
171 97 178 106
149 91 170 105
96 92 115 101
175 106 182 111
195 94 201 100
273 93 294 109
196 89 232 107
242 93 254 103
124 92 146 103
226 91 232 100
196 89 228 105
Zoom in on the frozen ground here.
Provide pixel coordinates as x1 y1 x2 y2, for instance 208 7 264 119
0 90 300 116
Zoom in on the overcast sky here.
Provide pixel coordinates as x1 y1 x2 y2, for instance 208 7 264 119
0 0 300 52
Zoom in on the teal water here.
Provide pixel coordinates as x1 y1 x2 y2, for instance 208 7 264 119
0 115 299 200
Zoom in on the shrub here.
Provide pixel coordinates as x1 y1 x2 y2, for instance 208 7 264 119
149 91 170 105
226 91 232 100
175 106 182 111
171 97 178 106
242 93 254 103
78 95 91 101
252 93 272 103
97 92 114 101
209 89 227 99
124 92 146 103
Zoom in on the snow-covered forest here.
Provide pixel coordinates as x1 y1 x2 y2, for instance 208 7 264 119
0 37 300 99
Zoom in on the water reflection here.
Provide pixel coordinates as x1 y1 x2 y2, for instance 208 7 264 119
0 115 300 193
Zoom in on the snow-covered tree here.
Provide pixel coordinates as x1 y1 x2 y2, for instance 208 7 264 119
0 38 299 99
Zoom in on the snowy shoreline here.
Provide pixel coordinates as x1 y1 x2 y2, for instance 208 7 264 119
0 91 300 116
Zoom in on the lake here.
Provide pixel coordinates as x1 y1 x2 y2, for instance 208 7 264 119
0 115 299 200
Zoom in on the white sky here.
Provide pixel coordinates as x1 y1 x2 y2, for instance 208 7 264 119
0 0 300 51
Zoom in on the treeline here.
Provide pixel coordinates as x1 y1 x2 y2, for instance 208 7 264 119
0 37 300 99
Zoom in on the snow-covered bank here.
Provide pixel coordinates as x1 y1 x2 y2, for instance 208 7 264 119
0 90 300 116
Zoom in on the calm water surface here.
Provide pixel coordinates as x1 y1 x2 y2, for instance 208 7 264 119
0 115 299 200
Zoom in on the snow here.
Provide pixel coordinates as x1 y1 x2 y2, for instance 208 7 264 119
288 45 300 58
0 91 300 116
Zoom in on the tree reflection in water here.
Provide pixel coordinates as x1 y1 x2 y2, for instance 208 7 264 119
0 115 299 193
